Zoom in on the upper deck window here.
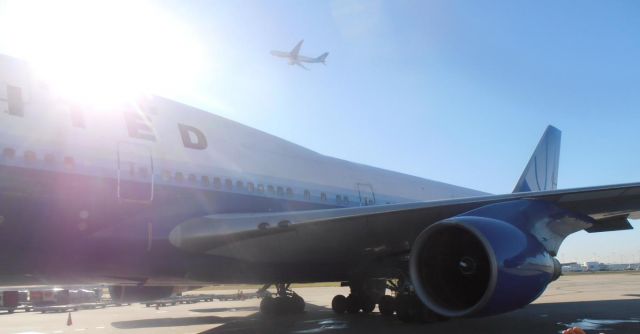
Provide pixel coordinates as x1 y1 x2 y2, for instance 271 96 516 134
286 187 293 197
213 177 221 189
257 184 265 194
304 190 311 200
320 192 327 201
277 186 284 197
247 182 255 193
236 180 244 190
225 179 233 190
267 185 275 195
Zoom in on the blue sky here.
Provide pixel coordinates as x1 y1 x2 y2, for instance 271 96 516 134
1 0 640 263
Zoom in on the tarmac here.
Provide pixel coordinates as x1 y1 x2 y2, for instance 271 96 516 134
1 272 639 334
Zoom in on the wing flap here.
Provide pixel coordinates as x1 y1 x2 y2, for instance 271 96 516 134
586 215 634 233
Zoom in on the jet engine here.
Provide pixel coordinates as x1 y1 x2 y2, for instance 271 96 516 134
409 215 562 318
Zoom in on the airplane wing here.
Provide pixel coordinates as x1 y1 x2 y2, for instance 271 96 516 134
270 50 290 58
169 182 639 263
290 40 304 58
295 62 309 70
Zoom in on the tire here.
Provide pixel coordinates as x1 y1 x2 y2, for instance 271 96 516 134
260 296 276 315
290 294 305 314
378 295 396 316
361 297 376 314
331 295 347 314
345 295 360 314
395 295 421 323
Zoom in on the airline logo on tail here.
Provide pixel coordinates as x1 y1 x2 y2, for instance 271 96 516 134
270 40 329 70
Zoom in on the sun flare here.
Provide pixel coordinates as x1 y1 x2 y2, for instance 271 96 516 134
0 0 206 106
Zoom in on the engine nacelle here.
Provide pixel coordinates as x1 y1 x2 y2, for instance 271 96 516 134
108 286 175 303
409 216 561 318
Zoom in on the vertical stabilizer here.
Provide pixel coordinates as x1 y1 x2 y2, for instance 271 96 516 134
513 126 561 193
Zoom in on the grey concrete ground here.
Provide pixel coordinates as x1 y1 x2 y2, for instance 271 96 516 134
1 272 640 334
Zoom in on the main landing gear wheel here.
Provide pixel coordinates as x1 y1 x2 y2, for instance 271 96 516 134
395 294 449 323
331 279 385 315
378 295 396 316
331 295 347 314
259 283 305 316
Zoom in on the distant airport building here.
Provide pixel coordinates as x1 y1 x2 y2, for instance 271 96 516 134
583 261 601 271
561 262 584 273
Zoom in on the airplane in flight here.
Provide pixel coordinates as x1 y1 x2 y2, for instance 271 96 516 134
270 40 329 70
0 53 637 323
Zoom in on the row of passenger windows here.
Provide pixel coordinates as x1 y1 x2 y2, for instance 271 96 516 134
2 147 76 168
161 170 351 204
1 146 353 205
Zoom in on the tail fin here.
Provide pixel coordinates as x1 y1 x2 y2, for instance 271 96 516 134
513 126 561 193
317 52 329 64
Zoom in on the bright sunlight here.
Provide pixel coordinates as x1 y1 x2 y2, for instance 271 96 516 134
0 0 206 105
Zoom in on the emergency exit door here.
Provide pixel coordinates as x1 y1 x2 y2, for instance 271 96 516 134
117 142 154 203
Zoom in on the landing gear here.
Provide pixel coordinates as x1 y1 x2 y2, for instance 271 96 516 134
259 283 305 316
331 278 448 324
378 295 396 316
331 279 384 315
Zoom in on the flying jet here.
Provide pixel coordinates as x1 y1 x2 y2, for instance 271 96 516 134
270 40 329 70
0 53 638 323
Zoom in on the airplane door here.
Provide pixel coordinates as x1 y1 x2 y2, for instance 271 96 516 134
356 183 376 206
117 142 154 203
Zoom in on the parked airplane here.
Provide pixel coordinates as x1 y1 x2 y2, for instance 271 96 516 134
0 53 637 322
270 40 329 70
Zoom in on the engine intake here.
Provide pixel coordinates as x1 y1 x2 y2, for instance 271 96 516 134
410 216 560 318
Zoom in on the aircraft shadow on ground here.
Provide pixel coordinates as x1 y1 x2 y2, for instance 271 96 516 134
111 315 242 329
190 306 260 313
196 298 640 334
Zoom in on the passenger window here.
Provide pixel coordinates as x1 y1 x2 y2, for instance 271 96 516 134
63 156 75 168
267 185 275 195
304 190 311 200
7 85 24 117
2 148 15 159
320 192 327 201
286 187 293 197
236 180 244 190
336 195 342 203
225 179 233 190
201 175 210 186
247 182 255 193
175 172 185 182
277 186 284 196
188 174 197 183
343 196 349 204
23 151 36 163
213 177 221 189
257 184 264 193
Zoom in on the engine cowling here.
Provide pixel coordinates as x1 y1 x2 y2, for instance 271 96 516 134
108 286 175 303
409 216 561 318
